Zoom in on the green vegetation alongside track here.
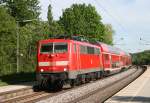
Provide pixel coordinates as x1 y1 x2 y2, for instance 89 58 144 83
0 72 35 86
132 50 150 65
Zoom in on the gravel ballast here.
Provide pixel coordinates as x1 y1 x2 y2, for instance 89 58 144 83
37 68 137 103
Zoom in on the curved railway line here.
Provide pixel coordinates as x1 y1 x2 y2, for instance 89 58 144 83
71 66 146 103
0 66 146 103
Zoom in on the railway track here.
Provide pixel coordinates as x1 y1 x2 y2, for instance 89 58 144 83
0 66 145 103
0 87 32 102
0 86 71 103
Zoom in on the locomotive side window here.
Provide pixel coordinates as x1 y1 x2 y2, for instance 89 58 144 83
87 46 94 54
80 45 87 54
40 43 53 53
74 44 76 53
80 45 100 55
94 48 100 55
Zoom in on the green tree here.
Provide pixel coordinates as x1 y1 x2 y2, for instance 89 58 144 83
47 4 53 26
132 50 150 65
18 21 50 72
59 4 105 41
104 24 114 45
0 7 17 75
6 0 40 26
47 4 64 36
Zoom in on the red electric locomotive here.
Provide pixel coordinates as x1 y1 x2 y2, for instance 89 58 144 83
36 36 131 90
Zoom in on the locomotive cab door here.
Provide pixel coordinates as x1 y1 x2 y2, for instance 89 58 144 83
68 43 80 79
73 44 80 73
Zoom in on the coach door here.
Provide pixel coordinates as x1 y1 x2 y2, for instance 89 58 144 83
103 53 111 69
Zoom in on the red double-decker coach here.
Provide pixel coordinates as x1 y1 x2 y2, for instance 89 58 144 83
97 42 131 74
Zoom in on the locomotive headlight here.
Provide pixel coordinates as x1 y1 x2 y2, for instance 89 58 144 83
64 68 67 71
41 69 44 72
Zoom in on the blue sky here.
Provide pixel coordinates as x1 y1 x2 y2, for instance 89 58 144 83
39 0 150 53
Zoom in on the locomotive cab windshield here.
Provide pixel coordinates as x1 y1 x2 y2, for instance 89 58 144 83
40 42 68 54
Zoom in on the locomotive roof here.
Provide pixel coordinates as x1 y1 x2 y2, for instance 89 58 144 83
39 38 130 56
39 39 71 43
40 38 99 46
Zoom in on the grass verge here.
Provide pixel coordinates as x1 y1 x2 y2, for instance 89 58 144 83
0 72 36 87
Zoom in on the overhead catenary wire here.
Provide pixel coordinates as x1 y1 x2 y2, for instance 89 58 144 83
93 0 128 35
